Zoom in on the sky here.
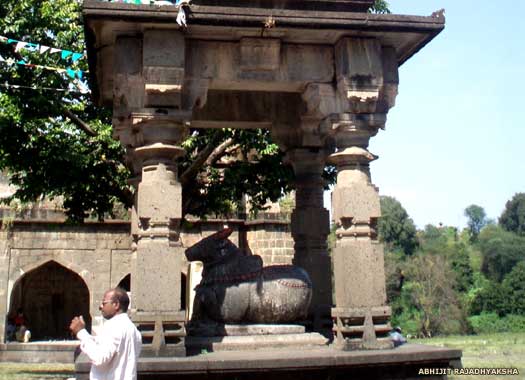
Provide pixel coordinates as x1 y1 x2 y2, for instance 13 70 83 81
326 0 525 229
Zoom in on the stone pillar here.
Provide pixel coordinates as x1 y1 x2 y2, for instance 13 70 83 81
329 114 391 349
286 148 331 317
112 30 190 356
127 118 188 356
0 230 10 342
329 37 399 350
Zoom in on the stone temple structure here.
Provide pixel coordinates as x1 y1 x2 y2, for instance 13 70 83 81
77 0 461 377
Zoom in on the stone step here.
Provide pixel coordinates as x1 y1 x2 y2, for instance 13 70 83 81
186 332 329 353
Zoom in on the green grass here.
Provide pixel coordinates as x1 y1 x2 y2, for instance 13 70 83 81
413 333 525 379
0 363 74 380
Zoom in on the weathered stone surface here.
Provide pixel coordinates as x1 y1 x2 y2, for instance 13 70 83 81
333 242 386 308
134 241 183 312
186 332 328 352
74 343 462 380
0 342 78 364
332 182 381 226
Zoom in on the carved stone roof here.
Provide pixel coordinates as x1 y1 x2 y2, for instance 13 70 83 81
83 1 445 106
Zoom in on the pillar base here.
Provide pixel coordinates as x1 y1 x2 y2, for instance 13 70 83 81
132 311 186 357
332 306 392 350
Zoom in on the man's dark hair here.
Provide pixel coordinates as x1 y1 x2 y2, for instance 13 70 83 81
111 287 130 312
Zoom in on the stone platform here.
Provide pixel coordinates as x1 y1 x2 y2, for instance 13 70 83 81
76 344 462 380
186 332 328 354
0 341 78 363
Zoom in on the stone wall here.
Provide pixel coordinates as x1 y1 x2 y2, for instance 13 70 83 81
245 220 295 265
0 217 293 342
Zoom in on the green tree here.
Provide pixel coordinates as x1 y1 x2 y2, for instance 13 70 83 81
464 204 488 242
470 280 510 317
1 1 335 222
478 225 525 282
0 0 129 222
393 254 466 337
369 0 390 14
378 196 418 255
502 261 525 315
499 193 525 236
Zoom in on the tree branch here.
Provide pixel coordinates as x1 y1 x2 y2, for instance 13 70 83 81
205 137 234 166
180 133 221 186
62 108 98 137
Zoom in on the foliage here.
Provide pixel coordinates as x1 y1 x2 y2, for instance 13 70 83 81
501 261 525 315
469 313 525 334
478 225 525 282
470 281 511 317
1 1 331 222
369 0 390 14
449 243 474 293
391 253 467 337
499 193 525 236
378 196 418 255
0 0 130 222
471 260 525 318
383 251 405 303
464 204 488 242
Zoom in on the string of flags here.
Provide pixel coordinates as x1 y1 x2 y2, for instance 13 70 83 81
0 82 87 94
0 53 86 80
0 36 84 64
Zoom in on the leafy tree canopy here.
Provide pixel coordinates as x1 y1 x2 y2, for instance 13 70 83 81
502 261 525 315
464 204 488 242
499 193 525 236
478 225 525 282
1 0 338 222
378 196 418 255
0 0 128 222
369 0 390 14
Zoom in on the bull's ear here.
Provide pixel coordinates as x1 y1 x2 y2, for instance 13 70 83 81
215 227 233 239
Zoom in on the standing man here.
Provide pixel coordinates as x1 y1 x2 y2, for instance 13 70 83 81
70 287 142 380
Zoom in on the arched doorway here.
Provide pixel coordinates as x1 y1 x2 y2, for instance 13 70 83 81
9 261 91 340
117 274 131 292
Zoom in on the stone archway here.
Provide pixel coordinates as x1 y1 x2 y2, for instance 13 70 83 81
9 260 91 340
117 274 131 292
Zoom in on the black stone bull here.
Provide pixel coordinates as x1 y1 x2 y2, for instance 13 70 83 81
185 228 312 324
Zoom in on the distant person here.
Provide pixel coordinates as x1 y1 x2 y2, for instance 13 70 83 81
390 326 407 347
14 308 31 343
69 287 142 380
6 316 16 342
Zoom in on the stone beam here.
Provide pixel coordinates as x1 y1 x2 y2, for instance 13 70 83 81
186 40 333 93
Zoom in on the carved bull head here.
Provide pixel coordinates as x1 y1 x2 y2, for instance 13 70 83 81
185 228 237 265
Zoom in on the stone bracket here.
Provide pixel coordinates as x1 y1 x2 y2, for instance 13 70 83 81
334 38 399 114
144 67 184 108
332 306 392 350
143 30 185 108
132 311 186 357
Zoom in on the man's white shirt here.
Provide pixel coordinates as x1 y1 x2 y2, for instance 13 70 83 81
77 313 142 380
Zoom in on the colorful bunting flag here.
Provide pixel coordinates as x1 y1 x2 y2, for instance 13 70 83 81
1 56 87 80
0 35 85 64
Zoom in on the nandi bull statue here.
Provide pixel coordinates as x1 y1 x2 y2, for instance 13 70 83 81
185 228 312 326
